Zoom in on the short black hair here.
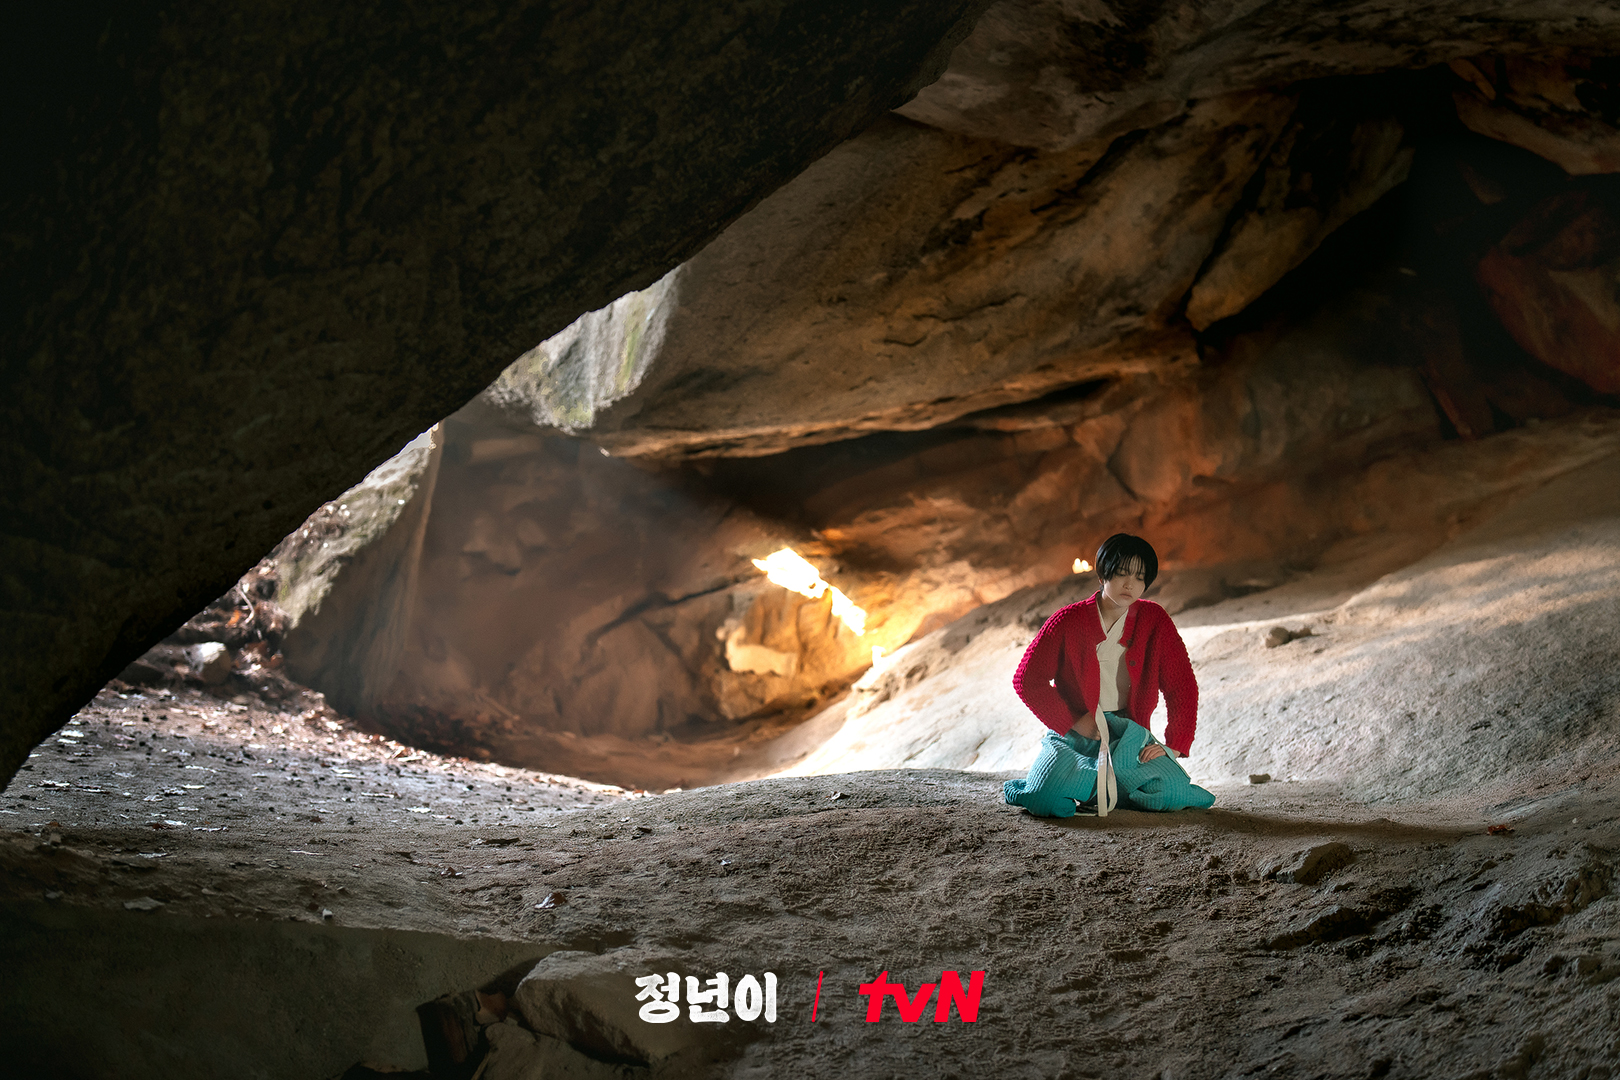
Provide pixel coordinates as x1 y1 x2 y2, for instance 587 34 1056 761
1095 533 1158 589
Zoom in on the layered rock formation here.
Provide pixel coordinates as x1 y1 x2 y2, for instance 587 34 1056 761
899 0 1620 152
470 7 1620 459
756 421 1620 787
471 92 1294 455
281 43 1620 784
274 165 1615 785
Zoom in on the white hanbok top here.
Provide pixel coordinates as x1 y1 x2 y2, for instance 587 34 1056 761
1095 601 1132 717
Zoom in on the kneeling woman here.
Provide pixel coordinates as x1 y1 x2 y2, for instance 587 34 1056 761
1003 533 1214 817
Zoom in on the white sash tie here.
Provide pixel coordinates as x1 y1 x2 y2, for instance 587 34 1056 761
1092 602 1131 818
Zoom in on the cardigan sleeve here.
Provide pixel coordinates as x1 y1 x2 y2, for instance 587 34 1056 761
1012 606 1082 735
1155 609 1199 755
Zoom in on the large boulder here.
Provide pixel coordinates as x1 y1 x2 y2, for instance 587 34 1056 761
472 92 1300 457
276 414 970 785
0 0 992 787
277 426 443 713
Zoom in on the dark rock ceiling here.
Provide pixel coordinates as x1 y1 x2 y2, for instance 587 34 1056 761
0 0 991 788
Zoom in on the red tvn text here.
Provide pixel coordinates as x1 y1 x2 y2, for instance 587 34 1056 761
858 970 985 1022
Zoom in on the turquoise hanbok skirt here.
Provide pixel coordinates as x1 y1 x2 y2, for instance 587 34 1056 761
1003 712 1215 818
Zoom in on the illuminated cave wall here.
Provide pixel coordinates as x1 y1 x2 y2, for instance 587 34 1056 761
275 57 1620 776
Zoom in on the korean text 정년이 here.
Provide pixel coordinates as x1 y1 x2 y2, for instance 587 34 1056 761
635 972 778 1024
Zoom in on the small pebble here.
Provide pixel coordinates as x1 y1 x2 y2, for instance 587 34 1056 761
1249 773 1271 785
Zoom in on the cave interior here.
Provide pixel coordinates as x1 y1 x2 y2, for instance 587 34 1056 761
4 3 1620 1078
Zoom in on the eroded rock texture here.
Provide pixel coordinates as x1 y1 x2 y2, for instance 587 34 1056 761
275 162 1616 785
303 42 1620 780
0 0 992 786
1478 183 1620 395
477 67 1620 460
473 92 1297 455
900 0 1620 150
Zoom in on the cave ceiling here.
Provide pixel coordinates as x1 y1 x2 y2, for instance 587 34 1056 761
472 4 1620 461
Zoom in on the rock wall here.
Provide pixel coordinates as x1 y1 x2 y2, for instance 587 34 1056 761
0 0 993 788
269 43 1620 783
899 0 1620 150
280 426 444 714
470 93 1293 455
475 68 1620 460
279 162 1615 783
768 429 1620 797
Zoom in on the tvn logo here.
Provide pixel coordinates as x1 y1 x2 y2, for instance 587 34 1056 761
639 968 989 1025
850 970 986 1023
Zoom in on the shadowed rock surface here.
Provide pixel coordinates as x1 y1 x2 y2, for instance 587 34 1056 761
0 0 992 788
899 0 1620 150
13 0 1620 796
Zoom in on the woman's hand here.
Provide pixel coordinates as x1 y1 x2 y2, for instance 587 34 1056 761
1138 743 1167 763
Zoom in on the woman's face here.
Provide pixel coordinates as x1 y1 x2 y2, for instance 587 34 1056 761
1101 558 1147 606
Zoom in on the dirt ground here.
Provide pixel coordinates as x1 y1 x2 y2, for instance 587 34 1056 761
3 702 1618 1078
4 451 1620 1079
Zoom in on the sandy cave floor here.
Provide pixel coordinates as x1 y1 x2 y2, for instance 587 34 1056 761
3 697 1620 1078
6 449 1620 1077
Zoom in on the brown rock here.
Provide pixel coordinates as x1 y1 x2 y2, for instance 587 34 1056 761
1262 841 1356 885
276 416 952 762
901 1 1620 151
1452 54 1620 175
1187 99 1412 329
477 93 1296 458
0 0 994 790
1476 187 1620 395
279 245 1460 783
1263 903 1387 950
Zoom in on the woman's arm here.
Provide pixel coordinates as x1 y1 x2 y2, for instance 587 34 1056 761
1012 607 1082 735
1157 611 1198 755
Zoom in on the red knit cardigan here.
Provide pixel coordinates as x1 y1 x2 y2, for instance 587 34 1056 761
1012 595 1199 755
